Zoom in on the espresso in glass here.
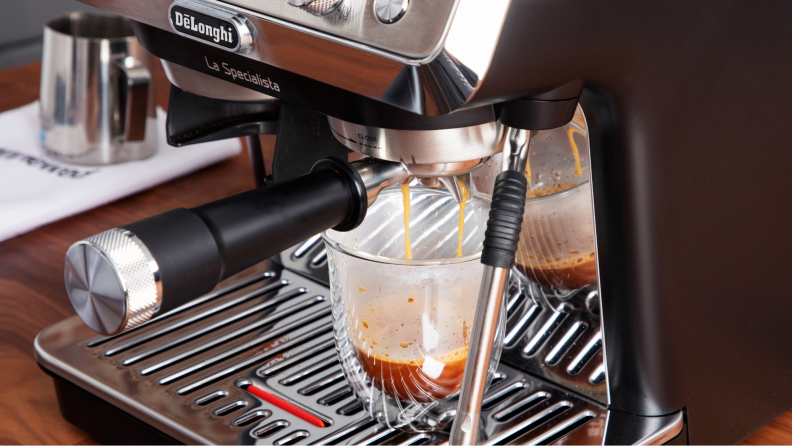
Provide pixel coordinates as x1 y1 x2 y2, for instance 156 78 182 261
349 292 472 402
473 106 597 291
324 184 503 430
514 181 597 290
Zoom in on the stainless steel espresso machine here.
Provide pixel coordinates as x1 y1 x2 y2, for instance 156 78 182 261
33 0 792 444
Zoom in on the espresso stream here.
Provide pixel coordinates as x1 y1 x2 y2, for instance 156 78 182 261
401 181 470 260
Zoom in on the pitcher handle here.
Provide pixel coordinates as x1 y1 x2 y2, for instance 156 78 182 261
114 56 150 142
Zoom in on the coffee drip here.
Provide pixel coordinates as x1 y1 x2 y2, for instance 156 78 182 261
400 178 473 261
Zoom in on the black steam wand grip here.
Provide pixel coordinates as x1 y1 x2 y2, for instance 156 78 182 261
123 157 366 315
480 170 529 268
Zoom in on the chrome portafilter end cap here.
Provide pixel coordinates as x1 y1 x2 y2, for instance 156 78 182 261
64 228 161 335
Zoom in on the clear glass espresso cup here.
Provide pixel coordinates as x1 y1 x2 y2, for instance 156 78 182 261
323 183 504 431
473 106 597 292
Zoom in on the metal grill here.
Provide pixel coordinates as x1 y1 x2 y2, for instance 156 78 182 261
499 273 608 405
36 264 612 444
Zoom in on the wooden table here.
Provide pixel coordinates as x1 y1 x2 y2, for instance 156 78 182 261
0 61 788 445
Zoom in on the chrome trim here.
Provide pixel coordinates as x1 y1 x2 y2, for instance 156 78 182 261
584 101 612 405
64 228 162 335
293 234 323 258
348 158 487 208
398 433 433 445
482 402 574 446
634 411 685 445
231 409 271 426
567 332 602 375
350 158 409 207
523 311 568 356
499 280 608 405
213 398 248 415
504 303 540 347
328 116 506 164
310 249 328 266
168 0 256 53
501 127 531 173
79 0 513 115
407 159 488 178
492 391 550 421
375 0 408 24
530 410 598 446
195 389 228 405
274 430 310 445
161 60 276 101
252 420 290 438
299 0 344 16
313 418 378 444
589 363 606 385
544 322 587 366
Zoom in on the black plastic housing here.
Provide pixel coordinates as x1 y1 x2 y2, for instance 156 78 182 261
123 158 365 315
165 86 280 146
40 366 180 445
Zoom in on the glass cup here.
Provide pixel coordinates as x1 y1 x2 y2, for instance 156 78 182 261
473 106 597 292
323 184 504 431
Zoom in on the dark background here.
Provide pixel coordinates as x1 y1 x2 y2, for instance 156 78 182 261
0 0 100 69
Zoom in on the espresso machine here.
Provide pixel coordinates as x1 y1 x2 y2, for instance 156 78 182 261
33 0 792 444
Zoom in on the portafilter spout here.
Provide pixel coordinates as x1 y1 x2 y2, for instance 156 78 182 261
354 156 487 205
63 155 487 336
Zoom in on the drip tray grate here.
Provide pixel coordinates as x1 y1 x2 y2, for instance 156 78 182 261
36 267 611 444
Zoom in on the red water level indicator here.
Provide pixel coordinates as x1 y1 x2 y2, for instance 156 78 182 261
245 385 327 428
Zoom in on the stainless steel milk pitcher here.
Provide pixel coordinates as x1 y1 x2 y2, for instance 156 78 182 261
40 12 157 165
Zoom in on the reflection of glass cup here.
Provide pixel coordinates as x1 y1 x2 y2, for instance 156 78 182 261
516 182 595 290
323 185 503 431
474 106 596 291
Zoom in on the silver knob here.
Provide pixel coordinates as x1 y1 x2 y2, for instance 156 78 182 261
300 0 343 15
64 228 161 335
375 0 408 23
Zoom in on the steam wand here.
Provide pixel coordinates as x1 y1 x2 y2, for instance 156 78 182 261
450 128 531 445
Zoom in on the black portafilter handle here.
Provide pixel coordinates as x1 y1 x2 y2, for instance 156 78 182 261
63 158 366 335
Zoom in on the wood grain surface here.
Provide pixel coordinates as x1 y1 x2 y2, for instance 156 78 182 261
0 62 787 445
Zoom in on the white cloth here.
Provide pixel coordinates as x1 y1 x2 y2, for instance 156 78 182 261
0 101 241 242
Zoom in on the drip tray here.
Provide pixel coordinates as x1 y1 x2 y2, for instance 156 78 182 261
34 267 678 445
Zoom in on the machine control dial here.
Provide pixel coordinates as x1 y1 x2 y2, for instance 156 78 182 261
286 0 344 16
375 0 408 23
